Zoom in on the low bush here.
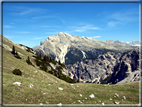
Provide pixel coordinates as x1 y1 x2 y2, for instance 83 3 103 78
14 54 21 59
26 56 34 66
60 63 66 68
12 69 22 76
51 59 57 64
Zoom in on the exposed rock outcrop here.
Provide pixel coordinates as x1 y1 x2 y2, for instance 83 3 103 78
67 49 140 84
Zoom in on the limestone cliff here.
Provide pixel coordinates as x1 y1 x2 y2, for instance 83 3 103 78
33 32 137 65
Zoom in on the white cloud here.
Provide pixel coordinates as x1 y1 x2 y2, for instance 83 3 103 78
19 9 35 15
32 15 57 20
72 25 101 32
4 25 14 28
4 35 14 38
93 36 101 38
40 26 50 27
107 21 121 27
109 8 139 22
8 6 47 16
17 32 31 33
40 25 60 28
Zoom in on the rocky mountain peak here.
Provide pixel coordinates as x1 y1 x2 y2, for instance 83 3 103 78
34 32 138 64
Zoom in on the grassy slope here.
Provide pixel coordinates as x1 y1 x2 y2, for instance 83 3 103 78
3 36 140 105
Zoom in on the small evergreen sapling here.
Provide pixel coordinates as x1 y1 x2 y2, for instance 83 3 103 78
11 45 21 59
26 56 33 66
11 46 16 55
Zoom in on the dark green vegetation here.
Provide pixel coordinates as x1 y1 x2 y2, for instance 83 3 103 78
3 36 140 104
65 48 121 65
11 45 22 59
34 52 76 83
26 56 34 66
19 44 34 54
12 69 22 76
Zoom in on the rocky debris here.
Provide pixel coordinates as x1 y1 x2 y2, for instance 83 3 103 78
67 49 140 84
3 44 12 51
29 84 34 88
13 82 21 86
89 94 95 98
57 103 62 106
58 87 63 90
117 70 140 84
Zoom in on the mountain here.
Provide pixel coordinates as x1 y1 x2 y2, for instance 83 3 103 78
33 32 138 65
106 40 141 46
2 35 140 104
33 32 140 84
67 49 140 84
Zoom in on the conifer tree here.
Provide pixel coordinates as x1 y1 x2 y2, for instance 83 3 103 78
11 46 16 55
59 60 61 64
39 53 42 59
50 57 52 62
43 55 47 62
26 56 32 65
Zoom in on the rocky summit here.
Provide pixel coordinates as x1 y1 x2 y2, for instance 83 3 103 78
33 32 137 65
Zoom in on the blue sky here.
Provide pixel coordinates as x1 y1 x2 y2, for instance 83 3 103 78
3 3 139 48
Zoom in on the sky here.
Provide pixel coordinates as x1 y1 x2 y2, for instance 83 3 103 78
3 2 140 48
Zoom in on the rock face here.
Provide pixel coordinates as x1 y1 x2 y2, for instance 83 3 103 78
67 49 140 84
33 32 140 84
33 32 137 65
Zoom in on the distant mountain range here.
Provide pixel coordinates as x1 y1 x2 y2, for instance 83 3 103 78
106 40 141 46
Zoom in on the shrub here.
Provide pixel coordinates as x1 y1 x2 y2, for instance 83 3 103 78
51 59 57 64
26 56 34 66
60 63 66 68
12 69 22 76
26 56 32 65
40 65 47 72
14 54 21 59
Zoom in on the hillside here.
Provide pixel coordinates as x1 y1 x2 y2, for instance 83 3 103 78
2 36 140 105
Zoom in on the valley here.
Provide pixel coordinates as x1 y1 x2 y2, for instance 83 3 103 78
2 34 141 105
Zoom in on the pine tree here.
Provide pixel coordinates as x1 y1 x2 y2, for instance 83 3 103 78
39 53 42 59
43 55 47 62
26 56 32 65
11 46 16 55
59 60 61 64
50 57 52 62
